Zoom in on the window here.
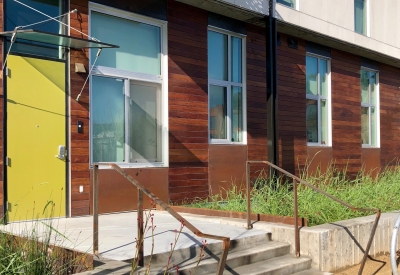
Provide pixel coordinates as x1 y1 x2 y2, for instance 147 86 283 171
208 29 246 143
361 69 379 147
354 0 368 35
277 0 296 9
90 4 168 167
306 55 330 145
5 0 64 58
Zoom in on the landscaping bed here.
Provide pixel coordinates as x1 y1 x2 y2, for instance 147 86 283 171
185 165 400 226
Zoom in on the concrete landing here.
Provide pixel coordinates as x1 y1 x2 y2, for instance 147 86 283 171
0 210 269 261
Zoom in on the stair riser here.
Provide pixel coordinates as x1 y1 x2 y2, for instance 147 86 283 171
247 261 312 275
168 246 290 275
141 233 271 265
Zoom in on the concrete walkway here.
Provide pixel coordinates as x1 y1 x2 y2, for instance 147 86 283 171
0 210 270 261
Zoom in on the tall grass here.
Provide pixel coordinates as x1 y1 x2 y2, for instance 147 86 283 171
188 165 400 226
0 203 90 275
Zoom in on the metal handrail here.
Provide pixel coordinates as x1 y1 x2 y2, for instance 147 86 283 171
246 160 381 275
92 163 231 275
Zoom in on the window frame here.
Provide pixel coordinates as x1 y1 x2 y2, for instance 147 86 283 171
360 67 380 148
276 0 299 10
354 0 370 36
306 53 332 147
88 2 168 168
207 26 247 145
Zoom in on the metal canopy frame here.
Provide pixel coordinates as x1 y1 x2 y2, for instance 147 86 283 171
0 29 119 49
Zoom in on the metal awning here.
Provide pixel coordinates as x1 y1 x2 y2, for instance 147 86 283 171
0 29 119 49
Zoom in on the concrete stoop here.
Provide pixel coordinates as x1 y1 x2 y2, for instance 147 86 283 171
77 233 331 275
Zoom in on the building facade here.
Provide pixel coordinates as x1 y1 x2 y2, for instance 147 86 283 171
1 0 400 220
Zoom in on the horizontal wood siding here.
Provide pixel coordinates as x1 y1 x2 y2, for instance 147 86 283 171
331 49 362 176
246 24 268 178
277 34 307 175
379 63 400 166
70 0 90 216
167 0 209 203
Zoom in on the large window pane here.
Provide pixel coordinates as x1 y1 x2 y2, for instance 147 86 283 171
129 83 160 162
231 86 242 142
231 37 242 83
91 12 161 75
320 100 328 145
320 59 328 97
360 70 369 103
370 106 377 146
5 0 62 58
361 106 369 144
208 31 228 81
306 56 318 95
355 0 367 35
92 76 125 162
209 85 227 139
306 99 318 143
370 72 376 104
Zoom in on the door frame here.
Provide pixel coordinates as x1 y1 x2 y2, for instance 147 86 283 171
2 52 70 223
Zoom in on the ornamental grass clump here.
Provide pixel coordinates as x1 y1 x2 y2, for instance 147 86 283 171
187 164 400 226
0 202 90 275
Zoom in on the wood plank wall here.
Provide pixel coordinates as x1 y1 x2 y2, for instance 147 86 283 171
69 0 91 216
277 34 307 175
167 0 209 203
246 24 267 161
379 64 400 166
330 49 362 176
246 24 268 179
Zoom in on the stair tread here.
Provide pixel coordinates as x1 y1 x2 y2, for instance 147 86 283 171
219 254 312 275
292 269 333 275
143 240 290 272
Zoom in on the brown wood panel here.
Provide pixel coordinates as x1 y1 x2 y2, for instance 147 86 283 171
90 168 169 214
331 49 362 176
167 0 209 203
307 147 333 175
209 145 247 196
276 33 307 175
70 0 90 216
361 148 380 177
379 63 400 167
246 24 268 171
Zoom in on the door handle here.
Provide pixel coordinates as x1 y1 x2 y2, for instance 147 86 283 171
55 145 67 160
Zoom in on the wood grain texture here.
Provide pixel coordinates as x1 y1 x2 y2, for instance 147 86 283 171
331 49 362 176
69 0 90 216
277 34 307 175
379 63 400 167
167 0 209 203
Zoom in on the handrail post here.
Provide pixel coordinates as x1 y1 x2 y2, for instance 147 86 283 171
137 189 144 267
358 210 381 275
246 161 252 229
93 163 99 256
293 178 300 257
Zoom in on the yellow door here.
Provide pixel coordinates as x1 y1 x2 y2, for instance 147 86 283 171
6 55 66 222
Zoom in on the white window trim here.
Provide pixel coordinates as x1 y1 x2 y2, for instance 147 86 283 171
306 53 332 147
208 26 247 145
361 67 380 148
88 2 169 168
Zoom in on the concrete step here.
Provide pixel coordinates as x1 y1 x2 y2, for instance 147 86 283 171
217 254 312 275
292 269 333 275
140 232 273 268
138 241 290 274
